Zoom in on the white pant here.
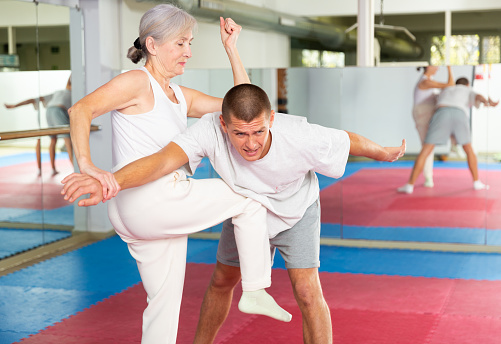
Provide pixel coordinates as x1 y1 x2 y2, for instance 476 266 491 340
413 103 435 180
108 170 271 344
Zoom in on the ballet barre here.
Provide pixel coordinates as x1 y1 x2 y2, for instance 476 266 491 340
0 125 100 141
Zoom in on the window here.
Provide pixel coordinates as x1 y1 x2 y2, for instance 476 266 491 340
431 34 500 65
431 34 479 65
482 36 500 64
301 50 345 68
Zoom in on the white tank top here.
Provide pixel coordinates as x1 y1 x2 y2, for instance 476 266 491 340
111 67 188 169
413 75 437 106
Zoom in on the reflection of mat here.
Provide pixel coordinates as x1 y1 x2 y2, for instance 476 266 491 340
0 156 73 210
321 167 501 230
0 228 71 259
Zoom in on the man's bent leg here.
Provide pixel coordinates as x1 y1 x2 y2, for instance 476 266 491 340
194 262 241 344
288 268 332 344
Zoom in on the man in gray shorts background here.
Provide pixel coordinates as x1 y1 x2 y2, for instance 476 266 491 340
398 77 499 194
62 83 406 343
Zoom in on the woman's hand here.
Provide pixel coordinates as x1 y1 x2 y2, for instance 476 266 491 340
73 163 121 202
220 17 242 51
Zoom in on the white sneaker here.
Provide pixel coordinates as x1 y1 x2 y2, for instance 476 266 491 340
397 183 414 194
424 177 434 188
473 180 490 190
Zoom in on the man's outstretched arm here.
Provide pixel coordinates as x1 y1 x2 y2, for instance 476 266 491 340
347 131 406 162
62 142 189 206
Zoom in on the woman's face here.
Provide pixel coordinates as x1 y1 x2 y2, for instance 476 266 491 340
153 29 193 77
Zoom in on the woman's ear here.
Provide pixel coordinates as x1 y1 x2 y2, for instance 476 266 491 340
145 36 156 56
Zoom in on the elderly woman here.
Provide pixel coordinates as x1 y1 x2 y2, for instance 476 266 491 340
402 65 454 190
66 4 290 343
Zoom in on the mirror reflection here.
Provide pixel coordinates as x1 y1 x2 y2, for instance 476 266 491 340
283 65 500 246
0 1 73 259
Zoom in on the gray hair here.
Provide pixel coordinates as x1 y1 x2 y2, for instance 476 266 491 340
127 4 197 64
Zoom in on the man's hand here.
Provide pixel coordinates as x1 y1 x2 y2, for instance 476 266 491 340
488 98 500 107
61 173 104 207
383 139 406 162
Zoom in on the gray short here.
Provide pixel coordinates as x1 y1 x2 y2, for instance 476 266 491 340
425 107 471 145
217 198 321 269
46 106 70 138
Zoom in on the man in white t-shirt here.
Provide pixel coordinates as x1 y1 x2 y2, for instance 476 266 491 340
398 77 499 194
62 83 405 343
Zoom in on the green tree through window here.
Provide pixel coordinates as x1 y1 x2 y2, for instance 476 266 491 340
431 34 500 65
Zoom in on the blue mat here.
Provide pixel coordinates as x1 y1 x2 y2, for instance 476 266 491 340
4 235 501 343
0 228 71 259
0 152 70 167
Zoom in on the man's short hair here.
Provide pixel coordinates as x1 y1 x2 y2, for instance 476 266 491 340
222 84 271 123
456 77 469 86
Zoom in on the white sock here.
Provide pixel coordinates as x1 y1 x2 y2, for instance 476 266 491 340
238 289 292 322
473 180 490 190
424 177 434 188
397 183 414 194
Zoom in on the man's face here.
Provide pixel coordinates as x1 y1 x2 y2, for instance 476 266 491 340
220 110 275 161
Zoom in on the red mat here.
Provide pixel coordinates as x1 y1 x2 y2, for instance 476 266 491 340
0 160 73 210
18 263 501 344
321 168 501 229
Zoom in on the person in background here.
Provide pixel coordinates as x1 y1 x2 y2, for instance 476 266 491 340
398 77 498 194
4 75 73 175
410 65 454 188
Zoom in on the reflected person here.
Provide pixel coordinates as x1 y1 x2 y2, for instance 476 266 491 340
412 65 454 187
398 77 498 194
4 76 73 175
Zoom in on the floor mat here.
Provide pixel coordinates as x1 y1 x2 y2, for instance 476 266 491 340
16 264 501 344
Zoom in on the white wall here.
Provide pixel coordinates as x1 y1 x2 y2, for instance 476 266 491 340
119 0 290 71
471 64 501 152
284 65 501 154
0 1 69 26
0 70 71 130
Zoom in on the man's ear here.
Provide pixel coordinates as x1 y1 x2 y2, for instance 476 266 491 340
269 110 275 128
219 114 228 133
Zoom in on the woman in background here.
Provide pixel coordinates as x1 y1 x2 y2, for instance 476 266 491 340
401 65 453 190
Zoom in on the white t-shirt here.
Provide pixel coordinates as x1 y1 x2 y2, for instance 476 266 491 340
437 84 478 116
44 89 71 109
173 112 350 238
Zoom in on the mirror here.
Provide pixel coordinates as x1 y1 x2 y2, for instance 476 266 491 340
283 65 499 246
0 1 73 259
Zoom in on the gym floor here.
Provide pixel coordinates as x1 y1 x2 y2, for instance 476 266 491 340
1 151 501 343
